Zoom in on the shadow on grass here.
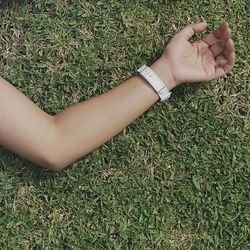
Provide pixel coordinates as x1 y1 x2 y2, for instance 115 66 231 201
0 0 28 9
0 147 60 185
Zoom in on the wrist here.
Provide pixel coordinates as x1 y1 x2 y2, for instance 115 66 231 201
150 57 178 91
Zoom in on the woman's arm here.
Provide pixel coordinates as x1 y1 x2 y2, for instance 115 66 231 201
0 22 235 171
0 65 168 170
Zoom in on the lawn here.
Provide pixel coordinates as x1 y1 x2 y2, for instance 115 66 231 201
0 0 249 249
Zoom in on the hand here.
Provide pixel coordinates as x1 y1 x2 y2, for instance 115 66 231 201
151 21 235 90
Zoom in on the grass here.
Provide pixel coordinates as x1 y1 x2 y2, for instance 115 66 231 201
0 0 249 249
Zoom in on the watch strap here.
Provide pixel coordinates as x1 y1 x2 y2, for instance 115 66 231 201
137 65 171 102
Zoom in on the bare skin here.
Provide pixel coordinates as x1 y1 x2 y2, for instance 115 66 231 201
0 22 235 171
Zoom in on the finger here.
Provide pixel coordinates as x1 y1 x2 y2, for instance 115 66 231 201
227 51 236 68
214 21 229 38
222 27 232 40
210 39 226 57
176 22 208 40
215 51 235 78
216 55 227 66
223 49 229 59
210 34 234 61
215 66 226 78
202 21 228 46
223 52 236 73
222 39 235 59
219 39 235 75
226 38 235 53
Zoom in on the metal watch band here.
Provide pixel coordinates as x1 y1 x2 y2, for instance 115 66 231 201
137 65 171 102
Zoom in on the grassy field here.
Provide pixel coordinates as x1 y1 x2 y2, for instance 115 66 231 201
0 0 249 249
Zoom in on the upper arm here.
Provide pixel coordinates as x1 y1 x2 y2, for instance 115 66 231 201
0 77 57 167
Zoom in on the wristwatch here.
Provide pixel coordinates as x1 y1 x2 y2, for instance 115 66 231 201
137 64 171 102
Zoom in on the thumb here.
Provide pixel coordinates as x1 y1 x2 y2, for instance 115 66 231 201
176 22 208 40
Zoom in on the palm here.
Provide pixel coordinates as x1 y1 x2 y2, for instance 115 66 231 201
164 22 235 84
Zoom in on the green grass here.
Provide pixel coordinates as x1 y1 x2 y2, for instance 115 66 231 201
0 0 249 249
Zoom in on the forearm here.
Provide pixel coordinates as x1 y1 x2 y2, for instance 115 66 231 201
53 76 158 168
53 59 175 169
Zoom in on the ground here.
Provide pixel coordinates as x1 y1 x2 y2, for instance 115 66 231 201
0 0 249 249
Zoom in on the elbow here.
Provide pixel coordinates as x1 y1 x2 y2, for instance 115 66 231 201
36 142 70 172
39 144 85 172
34 117 86 171
41 148 89 172
42 157 68 172
37 118 70 171
36 150 68 171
